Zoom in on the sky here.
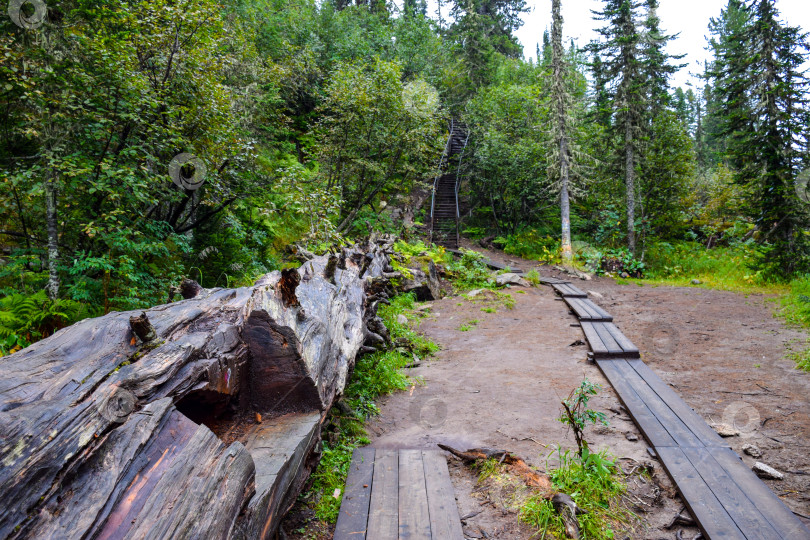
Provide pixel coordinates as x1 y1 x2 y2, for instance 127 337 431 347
421 0 810 89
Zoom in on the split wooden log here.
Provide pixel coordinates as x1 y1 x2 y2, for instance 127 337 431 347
0 239 394 540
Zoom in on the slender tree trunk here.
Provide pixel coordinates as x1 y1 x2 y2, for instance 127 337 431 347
625 121 636 255
44 176 59 299
551 0 573 265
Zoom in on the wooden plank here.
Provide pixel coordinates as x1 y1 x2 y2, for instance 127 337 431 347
422 451 464 540
539 277 571 285
612 360 703 447
565 297 598 319
580 321 609 357
552 283 587 297
711 448 810 540
681 447 782 539
656 447 747 540
398 449 432 539
367 450 399 540
583 298 613 320
335 447 376 540
591 322 623 355
596 360 677 447
563 284 588 297
626 360 728 448
565 297 613 321
603 323 640 357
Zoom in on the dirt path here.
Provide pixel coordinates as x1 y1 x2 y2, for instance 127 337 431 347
283 242 810 538
452 241 810 530
365 286 689 538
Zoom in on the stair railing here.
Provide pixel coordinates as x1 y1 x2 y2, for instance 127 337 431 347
453 126 470 248
430 118 456 244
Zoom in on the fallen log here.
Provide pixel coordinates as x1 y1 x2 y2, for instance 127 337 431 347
0 237 395 540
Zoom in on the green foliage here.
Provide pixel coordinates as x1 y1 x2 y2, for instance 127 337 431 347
496 229 561 264
582 247 645 278
641 241 777 292
446 249 493 290
521 447 634 539
458 319 480 331
316 58 443 231
0 291 94 355
559 378 607 456
779 277 810 371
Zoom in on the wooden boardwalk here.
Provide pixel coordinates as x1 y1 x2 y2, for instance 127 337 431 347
334 448 464 540
549 280 810 540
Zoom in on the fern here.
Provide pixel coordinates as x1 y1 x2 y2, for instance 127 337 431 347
0 291 92 355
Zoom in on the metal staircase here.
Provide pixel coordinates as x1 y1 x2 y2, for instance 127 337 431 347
429 120 469 249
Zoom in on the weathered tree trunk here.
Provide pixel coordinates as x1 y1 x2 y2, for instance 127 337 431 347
551 0 573 265
0 239 395 540
44 176 59 299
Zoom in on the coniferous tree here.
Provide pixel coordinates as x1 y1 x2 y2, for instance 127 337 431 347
449 0 528 88
590 53 612 127
712 0 810 276
640 0 683 117
589 0 646 254
551 0 573 263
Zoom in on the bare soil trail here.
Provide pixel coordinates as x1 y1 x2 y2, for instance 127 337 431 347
283 241 810 538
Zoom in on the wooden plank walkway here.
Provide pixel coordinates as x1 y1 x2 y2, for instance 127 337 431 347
541 277 810 539
334 448 464 540
580 321 639 358
563 296 613 321
551 282 588 297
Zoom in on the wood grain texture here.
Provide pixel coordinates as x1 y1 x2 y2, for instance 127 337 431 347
656 447 747 540
334 447 375 540
422 451 464 540
0 240 394 540
368 450 400 540
398 450 432 539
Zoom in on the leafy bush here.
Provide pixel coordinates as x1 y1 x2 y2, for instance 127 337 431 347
446 249 493 290
495 229 560 264
582 247 645 277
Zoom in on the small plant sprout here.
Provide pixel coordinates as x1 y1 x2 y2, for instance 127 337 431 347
559 378 608 457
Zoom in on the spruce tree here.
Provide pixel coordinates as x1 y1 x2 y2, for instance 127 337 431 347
708 0 810 277
589 0 646 254
640 0 683 118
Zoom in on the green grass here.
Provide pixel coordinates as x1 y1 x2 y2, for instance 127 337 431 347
636 241 786 294
520 447 636 539
778 276 810 370
304 293 438 522
458 319 480 331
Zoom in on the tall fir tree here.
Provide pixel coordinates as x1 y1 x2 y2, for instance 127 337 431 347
708 0 810 277
640 0 683 118
589 0 646 254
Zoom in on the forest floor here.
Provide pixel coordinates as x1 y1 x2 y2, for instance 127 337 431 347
282 240 810 539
